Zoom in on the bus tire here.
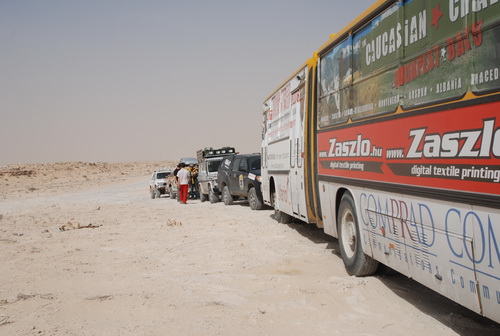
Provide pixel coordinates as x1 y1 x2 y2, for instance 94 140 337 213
271 191 292 223
248 187 262 210
338 193 378 276
276 210 292 224
222 186 233 205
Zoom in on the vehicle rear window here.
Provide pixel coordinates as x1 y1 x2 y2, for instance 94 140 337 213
207 159 222 172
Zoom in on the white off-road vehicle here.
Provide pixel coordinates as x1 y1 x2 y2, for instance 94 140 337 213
197 147 236 203
149 168 172 199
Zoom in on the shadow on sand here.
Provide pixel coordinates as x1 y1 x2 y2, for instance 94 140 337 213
269 213 500 336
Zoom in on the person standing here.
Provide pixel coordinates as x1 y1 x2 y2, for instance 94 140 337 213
172 164 181 202
188 164 199 199
176 162 190 204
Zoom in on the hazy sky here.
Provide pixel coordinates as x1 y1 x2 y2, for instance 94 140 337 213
1 0 375 166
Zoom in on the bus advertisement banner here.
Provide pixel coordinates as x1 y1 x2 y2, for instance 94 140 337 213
318 0 500 128
317 99 500 197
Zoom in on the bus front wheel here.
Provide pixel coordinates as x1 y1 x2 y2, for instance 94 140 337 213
338 193 378 276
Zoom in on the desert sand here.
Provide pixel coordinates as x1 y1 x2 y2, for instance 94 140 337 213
0 161 499 335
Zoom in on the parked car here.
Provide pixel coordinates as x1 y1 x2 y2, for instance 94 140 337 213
197 146 236 203
179 157 198 166
216 153 263 210
149 168 172 199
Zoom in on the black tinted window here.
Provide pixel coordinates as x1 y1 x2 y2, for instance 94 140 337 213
207 159 222 172
248 156 261 170
239 159 248 172
231 158 241 172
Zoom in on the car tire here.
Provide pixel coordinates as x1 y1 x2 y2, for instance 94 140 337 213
150 188 156 199
248 187 262 210
155 189 161 199
222 186 233 205
338 193 379 276
169 187 175 199
209 188 219 203
200 186 207 202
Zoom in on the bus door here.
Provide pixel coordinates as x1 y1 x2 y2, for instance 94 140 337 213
290 80 307 219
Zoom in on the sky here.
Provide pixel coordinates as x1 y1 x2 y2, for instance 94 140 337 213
1 0 375 166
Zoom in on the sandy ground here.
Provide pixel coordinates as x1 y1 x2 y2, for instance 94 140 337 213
0 161 499 336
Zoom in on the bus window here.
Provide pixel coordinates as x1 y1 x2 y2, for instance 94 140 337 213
350 3 401 120
317 38 352 127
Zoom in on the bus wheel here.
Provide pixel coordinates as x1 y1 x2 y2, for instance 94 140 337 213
271 191 292 223
338 193 378 276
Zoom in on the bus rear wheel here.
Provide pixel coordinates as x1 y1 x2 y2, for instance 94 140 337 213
338 193 378 276
271 190 292 224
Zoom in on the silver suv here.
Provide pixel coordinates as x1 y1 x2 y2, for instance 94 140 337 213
149 168 172 199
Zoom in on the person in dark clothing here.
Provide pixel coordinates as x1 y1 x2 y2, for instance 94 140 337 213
172 164 181 202
188 164 199 199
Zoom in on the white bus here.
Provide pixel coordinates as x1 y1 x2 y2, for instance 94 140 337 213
261 0 500 323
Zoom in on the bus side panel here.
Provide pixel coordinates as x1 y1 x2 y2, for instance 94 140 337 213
318 181 334 233
319 173 500 320
264 139 310 223
398 194 484 316
262 66 313 223
469 205 500 322
351 187 500 320
354 188 485 316
357 188 412 277
271 173 294 217
264 138 293 215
